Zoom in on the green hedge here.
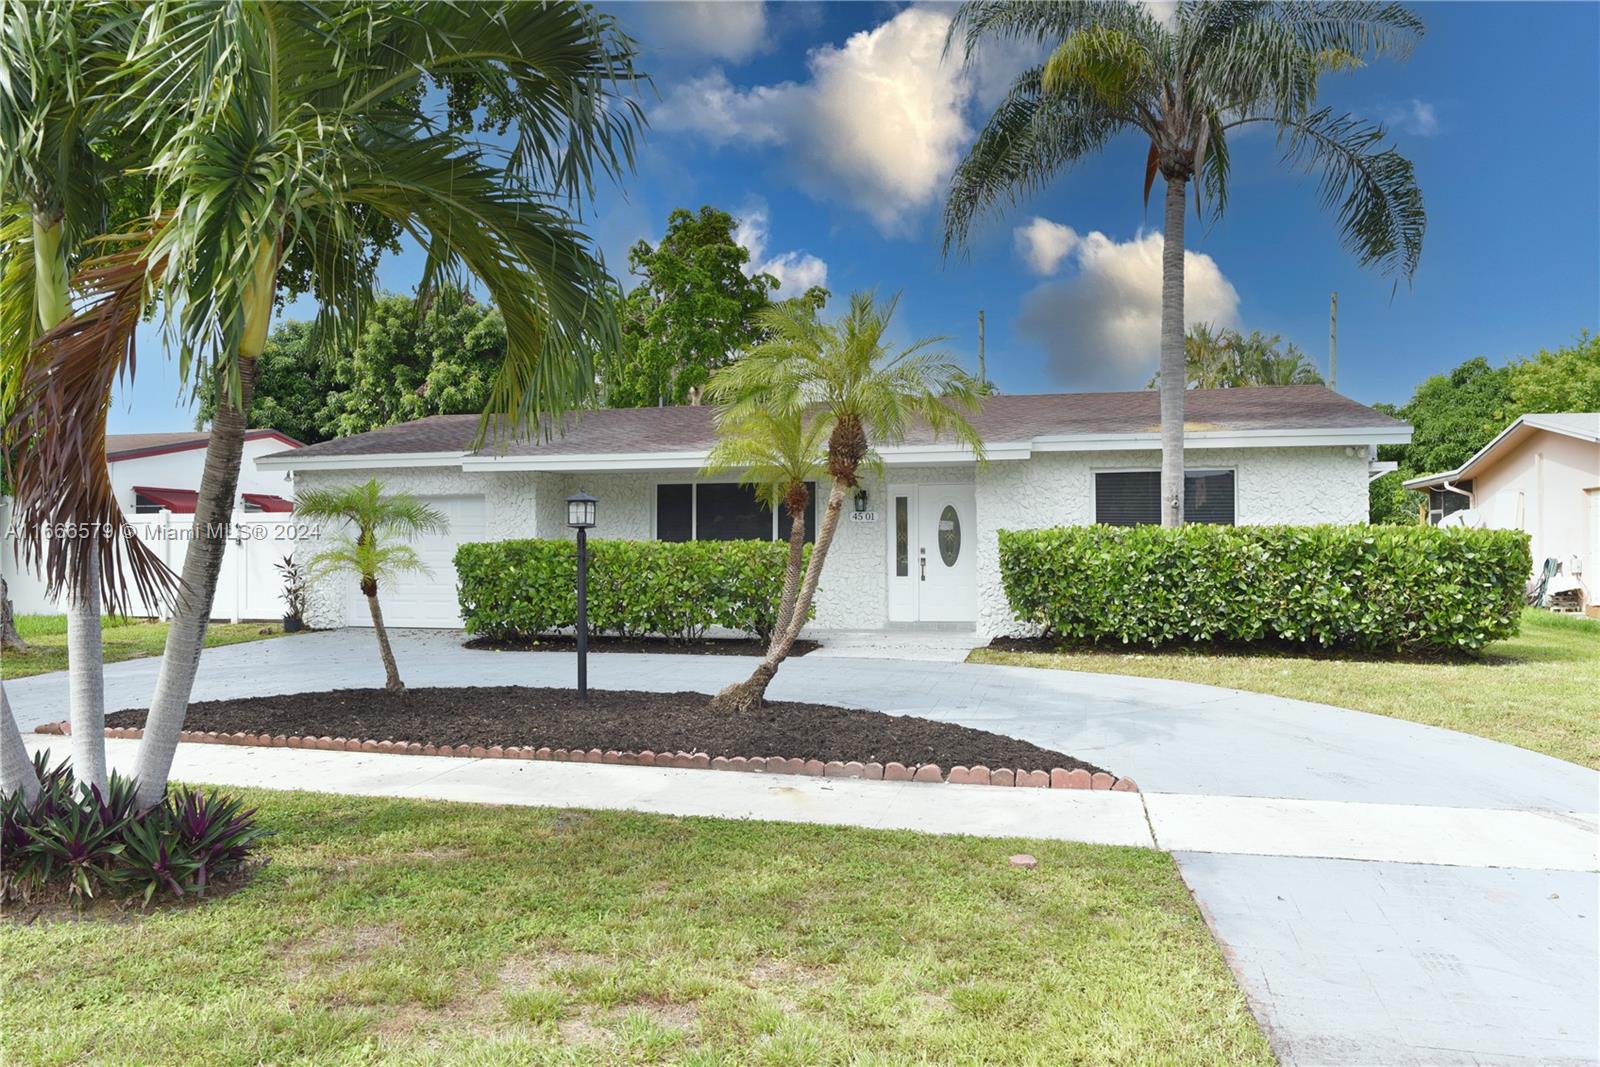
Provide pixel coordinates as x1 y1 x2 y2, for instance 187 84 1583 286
997 524 1530 652
455 538 807 642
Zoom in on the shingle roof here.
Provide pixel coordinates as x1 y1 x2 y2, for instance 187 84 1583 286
108 429 301 460
272 386 1404 462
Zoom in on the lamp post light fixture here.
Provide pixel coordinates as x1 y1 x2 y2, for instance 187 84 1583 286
566 491 597 700
852 488 869 514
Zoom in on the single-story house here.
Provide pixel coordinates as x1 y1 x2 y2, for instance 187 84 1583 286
257 385 1410 638
2 429 304 618
1405 412 1600 612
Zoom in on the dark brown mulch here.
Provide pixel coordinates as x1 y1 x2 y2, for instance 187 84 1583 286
106 687 1104 773
463 635 819 657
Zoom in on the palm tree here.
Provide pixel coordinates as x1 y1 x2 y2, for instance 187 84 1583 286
944 1 1425 526
1236 332 1324 385
702 406 829 644
297 480 447 694
1152 324 1326 388
705 293 984 712
5 2 643 806
0 1 153 796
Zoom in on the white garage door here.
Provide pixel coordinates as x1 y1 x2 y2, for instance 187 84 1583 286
344 494 485 629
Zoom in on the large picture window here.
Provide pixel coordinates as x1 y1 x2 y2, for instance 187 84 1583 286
1094 469 1236 526
655 482 817 542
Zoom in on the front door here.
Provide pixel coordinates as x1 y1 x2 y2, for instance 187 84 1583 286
886 483 977 622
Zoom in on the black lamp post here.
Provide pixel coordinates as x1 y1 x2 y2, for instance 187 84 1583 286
566 491 597 701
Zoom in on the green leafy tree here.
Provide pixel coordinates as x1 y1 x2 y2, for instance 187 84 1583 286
1510 332 1600 414
1151 323 1325 388
945 1 1425 527
298 479 448 694
602 206 779 407
705 293 984 712
193 320 336 443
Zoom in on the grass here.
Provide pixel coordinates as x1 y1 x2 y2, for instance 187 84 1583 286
2 614 295 680
0 789 1272 1066
971 608 1600 769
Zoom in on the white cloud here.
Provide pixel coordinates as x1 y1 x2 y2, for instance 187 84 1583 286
654 7 1033 232
1015 224 1241 388
1383 98 1439 137
733 205 829 298
1014 217 1081 276
629 2 770 63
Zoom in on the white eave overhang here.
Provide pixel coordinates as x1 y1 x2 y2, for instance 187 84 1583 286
258 424 1411 474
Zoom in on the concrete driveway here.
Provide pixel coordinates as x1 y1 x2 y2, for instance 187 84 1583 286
9 628 1599 1066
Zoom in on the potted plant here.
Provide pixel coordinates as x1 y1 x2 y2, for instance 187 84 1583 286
276 555 308 632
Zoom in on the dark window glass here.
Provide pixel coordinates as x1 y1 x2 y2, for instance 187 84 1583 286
1185 470 1235 525
1094 471 1161 526
938 505 961 566
696 483 772 541
655 484 693 541
1428 480 1472 524
803 482 817 543
1095 470 1235 526
134 494 163 515
895 495 909 576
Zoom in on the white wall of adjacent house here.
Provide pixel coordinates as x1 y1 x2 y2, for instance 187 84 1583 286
2 436 304 619
289 443 1374 638
1459 429 1600 603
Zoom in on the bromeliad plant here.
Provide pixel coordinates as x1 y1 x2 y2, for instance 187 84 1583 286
1 751 267 908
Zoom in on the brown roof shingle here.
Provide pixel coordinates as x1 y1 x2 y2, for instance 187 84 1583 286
273 386 1405 462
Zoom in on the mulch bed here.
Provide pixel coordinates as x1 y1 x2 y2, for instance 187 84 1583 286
105 687 1103 774
463 635 819 657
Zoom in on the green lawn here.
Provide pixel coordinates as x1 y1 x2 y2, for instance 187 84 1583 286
0 790 1271 1066
972 608 1600 769
2 614 295 680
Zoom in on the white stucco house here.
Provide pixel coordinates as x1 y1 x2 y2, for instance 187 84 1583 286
1405 412 1600 613
257 386 1410 639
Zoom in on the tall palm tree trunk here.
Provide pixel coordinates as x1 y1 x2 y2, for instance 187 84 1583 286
1159 175 1187 528
365 587 404 694
1 576 26 652
769 495 807 646
714 480 846 712
65 553 107 793
1 685 40 805
133 240 275 807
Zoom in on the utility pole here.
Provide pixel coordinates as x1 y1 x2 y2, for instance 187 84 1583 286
977 309 986 386
1328 291 1339 391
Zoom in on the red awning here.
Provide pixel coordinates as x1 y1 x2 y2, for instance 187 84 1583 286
241 493 294 513
132 486 198 513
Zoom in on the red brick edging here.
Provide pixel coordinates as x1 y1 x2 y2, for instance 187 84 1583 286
36 721 1138 792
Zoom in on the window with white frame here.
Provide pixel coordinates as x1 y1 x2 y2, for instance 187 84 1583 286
655 482 817 542
1094 469 1236 526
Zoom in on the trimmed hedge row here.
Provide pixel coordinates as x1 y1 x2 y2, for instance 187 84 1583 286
455 538 806 642
997 524 1530 652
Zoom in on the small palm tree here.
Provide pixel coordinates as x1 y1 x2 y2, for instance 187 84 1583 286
297 480 448 695
946 1 1425 526
705 293 984 712
702 406 829 644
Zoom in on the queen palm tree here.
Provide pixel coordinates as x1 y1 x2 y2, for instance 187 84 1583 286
0 0 153 797
702 406 829 644
297 480 447 695
7 1 643 806
944 1 1425 526
705 293 984 712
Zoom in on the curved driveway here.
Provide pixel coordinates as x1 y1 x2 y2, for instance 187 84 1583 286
9 629 1599 1066
10 627 1592 812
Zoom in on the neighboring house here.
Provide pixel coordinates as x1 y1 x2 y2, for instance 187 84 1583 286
260 386 1408 639
2 429 304 618
1405 413 1600 611
105 430 302 516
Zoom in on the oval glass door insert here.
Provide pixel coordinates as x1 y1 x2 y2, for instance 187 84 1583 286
937 505 960 566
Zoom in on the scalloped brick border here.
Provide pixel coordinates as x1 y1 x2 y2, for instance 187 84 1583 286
35 721 1138 792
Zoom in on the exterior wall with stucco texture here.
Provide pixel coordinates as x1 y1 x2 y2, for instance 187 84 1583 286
974 446 1371 639
292 466 540 628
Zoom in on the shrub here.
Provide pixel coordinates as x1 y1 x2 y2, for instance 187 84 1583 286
455 538 808 642
997 524 1530 653
1 752 269 907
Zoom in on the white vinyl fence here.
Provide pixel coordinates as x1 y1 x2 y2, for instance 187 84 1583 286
2 501 312 622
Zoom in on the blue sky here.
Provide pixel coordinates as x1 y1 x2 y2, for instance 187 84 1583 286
111 1 1600 433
